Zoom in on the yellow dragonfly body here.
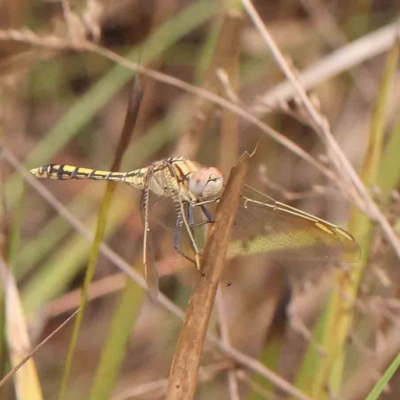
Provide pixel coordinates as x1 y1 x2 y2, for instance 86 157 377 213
31 157 359 297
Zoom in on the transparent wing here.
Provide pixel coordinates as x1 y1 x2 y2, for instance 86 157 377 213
142 180 359 288
225 185 360 263
140 182 159 301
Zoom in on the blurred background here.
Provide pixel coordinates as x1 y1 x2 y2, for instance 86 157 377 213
1 0 400 399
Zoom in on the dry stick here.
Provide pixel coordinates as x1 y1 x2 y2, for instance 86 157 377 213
242 0 400 262
5 148 311 400
165 152 251 400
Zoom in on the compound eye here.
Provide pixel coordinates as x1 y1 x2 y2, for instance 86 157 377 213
189 167 223 199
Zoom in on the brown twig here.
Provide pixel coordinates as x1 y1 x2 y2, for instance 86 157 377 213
165 151 251 400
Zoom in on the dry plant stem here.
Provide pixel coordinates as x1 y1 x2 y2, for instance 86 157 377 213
5 148 311 400
242 0 400 261
166 152 251 400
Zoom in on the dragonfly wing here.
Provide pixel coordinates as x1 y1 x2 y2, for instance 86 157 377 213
143 231 160 301
227 186 360 263
140 177 160 300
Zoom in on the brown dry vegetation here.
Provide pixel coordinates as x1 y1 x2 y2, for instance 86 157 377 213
0 1 400 400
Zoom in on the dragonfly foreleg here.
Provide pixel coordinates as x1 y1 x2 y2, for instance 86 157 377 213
200 204 214 223
173 210 200 267
187 204 216 228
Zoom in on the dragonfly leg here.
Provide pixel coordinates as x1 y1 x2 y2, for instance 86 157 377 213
188 205 217 228
187 203 195 233
173 207 201 270
201 204 215 223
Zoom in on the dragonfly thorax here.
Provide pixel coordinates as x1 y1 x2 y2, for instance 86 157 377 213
188 167 223 201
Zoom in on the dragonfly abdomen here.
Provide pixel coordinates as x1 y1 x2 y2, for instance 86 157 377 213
30 164 131 183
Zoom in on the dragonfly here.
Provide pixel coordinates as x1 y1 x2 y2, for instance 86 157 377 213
30 157 359 298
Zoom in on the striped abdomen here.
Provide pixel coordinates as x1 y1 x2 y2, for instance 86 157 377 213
30 164 146 190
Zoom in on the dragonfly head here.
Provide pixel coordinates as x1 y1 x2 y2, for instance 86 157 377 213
189 167 223 201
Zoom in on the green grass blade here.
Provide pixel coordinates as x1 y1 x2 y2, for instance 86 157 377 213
366 351 400 400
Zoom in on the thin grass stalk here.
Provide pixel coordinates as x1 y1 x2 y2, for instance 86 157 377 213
366 351 400 400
